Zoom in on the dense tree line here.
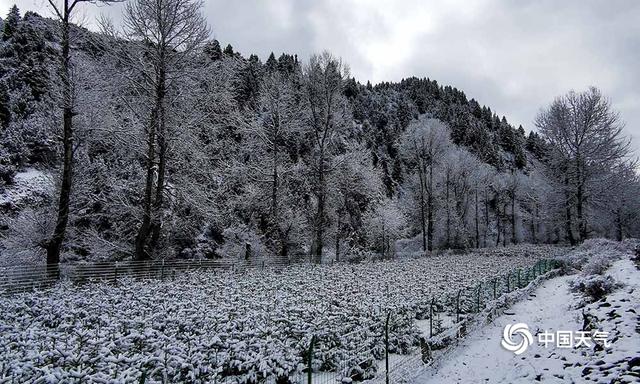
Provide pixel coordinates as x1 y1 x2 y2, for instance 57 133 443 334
0 2 637 266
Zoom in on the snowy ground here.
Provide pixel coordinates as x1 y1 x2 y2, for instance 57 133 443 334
415 258 640 384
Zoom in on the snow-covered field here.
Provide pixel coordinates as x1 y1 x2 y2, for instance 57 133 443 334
416 240 640 384
0 246 559 383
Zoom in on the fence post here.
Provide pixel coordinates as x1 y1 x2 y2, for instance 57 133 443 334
492 278 497 300
456 290 461 324
307 335 316 384
385 312 391 384
161 259 165 281
517 269 521 289
506 274 510 293
476 283 481 312
114 261 118 285
532 262 536 278
429 298 435 338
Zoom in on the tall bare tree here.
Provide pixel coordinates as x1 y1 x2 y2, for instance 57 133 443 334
44 0 121 267
247 70 303 257
400 117 450 252
536 87 632 242
304 52 349 263
122 0 209 260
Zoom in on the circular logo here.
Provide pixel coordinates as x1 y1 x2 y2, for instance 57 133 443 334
501 323 533 355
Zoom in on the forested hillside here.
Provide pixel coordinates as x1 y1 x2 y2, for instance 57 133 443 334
0 4 637 265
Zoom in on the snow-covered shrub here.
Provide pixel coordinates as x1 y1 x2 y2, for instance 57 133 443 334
0 207 53 265
579 238 629 254
394 234 426 258
561 238 629 272
569 275 619 302
622 238 640 261
342 245 374 262
582 253 617 276
0 157 16 185
219 225 271 261
362 200 408 259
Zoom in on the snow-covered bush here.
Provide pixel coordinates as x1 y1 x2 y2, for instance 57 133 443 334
362 199 408 259
561 238 629 272
219 225 271 260
569 274 619 302
394 235 426 258
0 207 53 265
0 156 16 185
343 245 375 262
622 238 640 261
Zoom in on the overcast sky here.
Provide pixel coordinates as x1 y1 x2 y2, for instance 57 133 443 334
2 0 639 153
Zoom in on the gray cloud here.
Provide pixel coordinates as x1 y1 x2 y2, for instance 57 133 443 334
2 0 639 153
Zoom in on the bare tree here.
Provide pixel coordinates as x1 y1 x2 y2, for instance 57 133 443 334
44 0 122 267
536 87 632 242
400 117 451 252
304 52 349 263
247 70 303 257
121 0 209 260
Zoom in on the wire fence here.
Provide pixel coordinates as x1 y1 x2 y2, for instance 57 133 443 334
0 255 564 383
0 254 303 294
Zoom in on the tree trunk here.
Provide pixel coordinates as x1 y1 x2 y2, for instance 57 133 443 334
149 101 167 251
445 171 450 248
135 60 166 261
427 164 434 252
502 204 507 247
531 203 538 244
564 175 576 246
418 166 427 252
576 181 585 242
474 188 479 248
271 145 279 221
496 199 502 247
335 209 341 262
47 5 73 268
313 151 325 263
616 210 623 241
511 191 516 244
381 221 385 259
483 188 489 247
575 155 586 242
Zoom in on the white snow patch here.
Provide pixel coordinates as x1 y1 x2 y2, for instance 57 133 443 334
0 167 51 208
